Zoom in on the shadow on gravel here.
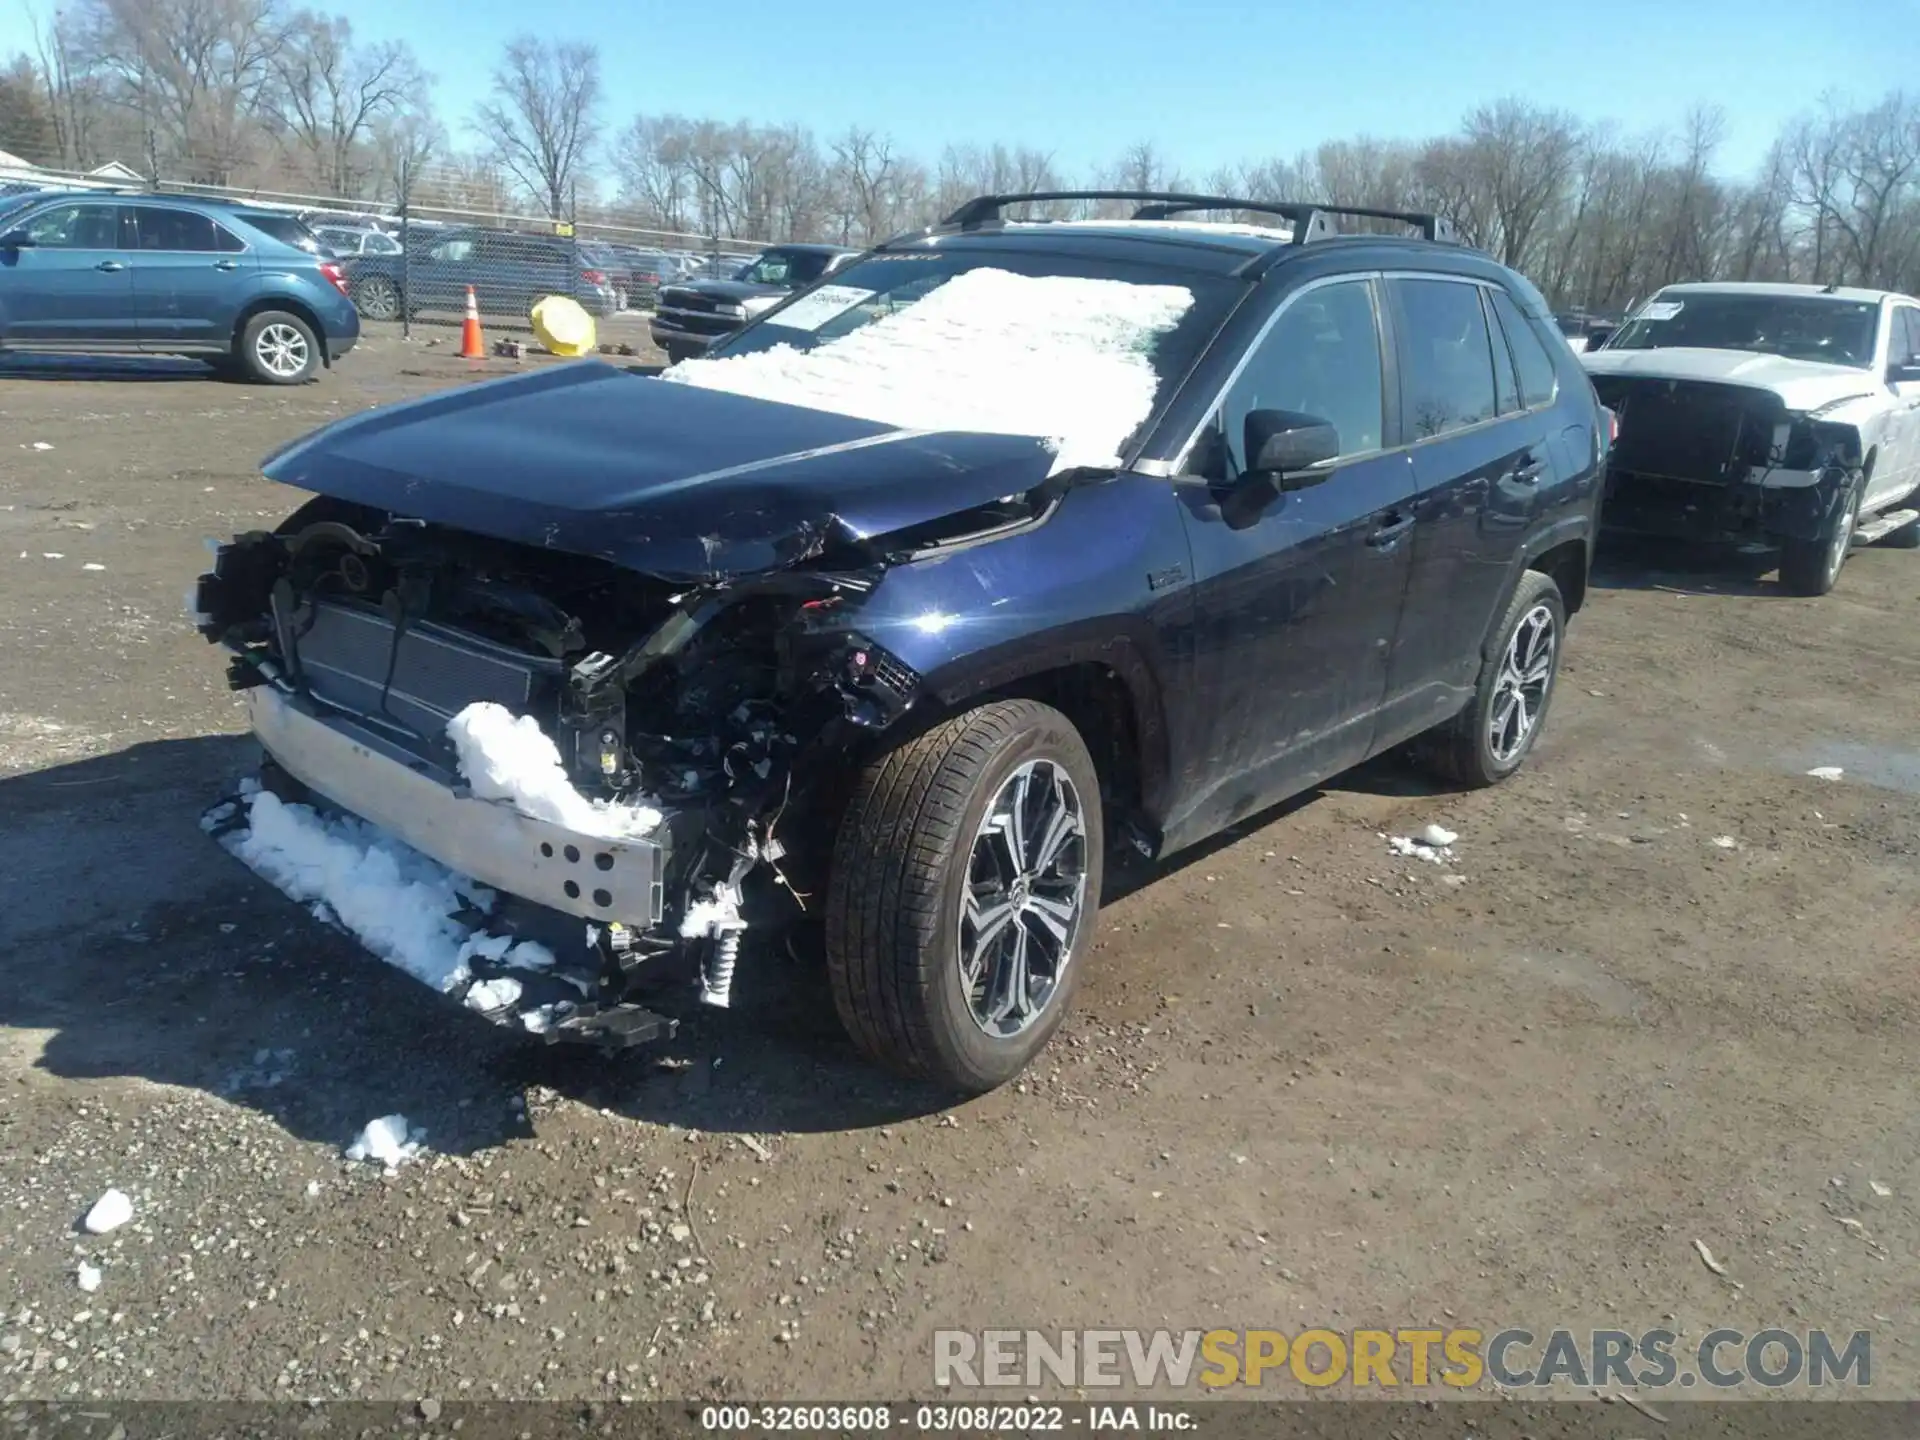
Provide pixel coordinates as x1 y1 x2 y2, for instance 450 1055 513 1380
0 353 217 382
1590 535 1781 596
0 736 949 1156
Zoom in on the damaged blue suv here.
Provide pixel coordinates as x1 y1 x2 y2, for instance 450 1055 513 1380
193 191 1608 1092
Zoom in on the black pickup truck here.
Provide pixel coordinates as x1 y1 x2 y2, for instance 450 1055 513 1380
649 242 857 362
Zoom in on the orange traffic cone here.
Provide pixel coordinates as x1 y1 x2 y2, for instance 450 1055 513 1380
458 286 486 359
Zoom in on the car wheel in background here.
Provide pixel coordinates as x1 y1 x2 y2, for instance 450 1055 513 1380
825 699 1104 1094
1417 570 1567 788
1779 475 1860 596
662 342 699 365
238 310 321 385
354 275 401 321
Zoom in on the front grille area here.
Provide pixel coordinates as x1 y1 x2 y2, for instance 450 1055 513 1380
1593 377 1779 486
281 598 550 741
655 305 737 337
658 289 721 315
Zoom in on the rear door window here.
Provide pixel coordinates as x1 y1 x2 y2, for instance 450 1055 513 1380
135 207 222 251
1390 278 1499 440
1489 287 1560 408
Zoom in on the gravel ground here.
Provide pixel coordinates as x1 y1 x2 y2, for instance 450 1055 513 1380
1 326 1917 1407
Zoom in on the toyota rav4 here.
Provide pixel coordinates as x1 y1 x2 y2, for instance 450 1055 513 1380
194 191 1608 1092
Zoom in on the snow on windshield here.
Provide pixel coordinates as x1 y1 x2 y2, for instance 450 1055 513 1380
661 267 1195 473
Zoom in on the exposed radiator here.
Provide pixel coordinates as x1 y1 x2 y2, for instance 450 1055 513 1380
279 598 551 740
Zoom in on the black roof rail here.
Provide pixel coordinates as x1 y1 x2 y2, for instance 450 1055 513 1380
939 191 1458 246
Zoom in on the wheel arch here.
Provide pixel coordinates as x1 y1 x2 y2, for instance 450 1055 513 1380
232 296 330 367
1478 517 1592 660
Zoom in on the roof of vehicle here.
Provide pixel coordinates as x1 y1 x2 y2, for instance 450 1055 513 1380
892 221 1493 282
760 241 859 256
1653 281 1901 305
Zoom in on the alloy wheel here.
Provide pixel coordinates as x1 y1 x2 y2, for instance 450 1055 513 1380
957 759 1089 1039
255 323 310 379
1488 604 1557 764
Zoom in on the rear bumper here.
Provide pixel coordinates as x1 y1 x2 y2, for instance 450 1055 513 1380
247 684 666 928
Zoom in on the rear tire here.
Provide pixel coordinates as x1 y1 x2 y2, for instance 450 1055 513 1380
663 342 699 365
353 275 401 321
238 310 321 385
825 700 1103 1094
1417 571 1566 788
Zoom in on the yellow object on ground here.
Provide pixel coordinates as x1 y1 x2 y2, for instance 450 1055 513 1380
531 295 596 357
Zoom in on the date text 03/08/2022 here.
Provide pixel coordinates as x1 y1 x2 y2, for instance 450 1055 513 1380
699 1403 1196 1432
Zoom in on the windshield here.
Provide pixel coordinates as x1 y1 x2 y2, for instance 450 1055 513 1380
675 250 1237 470
1607 293 1879 368
738 248 839 287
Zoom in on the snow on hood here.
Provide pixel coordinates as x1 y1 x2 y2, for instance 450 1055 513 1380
662 267 1195 474
1582 346 1880 412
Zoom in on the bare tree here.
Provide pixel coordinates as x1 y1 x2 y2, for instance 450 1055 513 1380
472 35 601 219
271 14 424 195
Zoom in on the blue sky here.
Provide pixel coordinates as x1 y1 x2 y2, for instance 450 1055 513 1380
5 0 1910 179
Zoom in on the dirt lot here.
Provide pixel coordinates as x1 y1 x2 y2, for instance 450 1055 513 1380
1 324 1917 1408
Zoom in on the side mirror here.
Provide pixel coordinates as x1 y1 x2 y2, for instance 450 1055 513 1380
0 229 34 249
1243 409 1340 489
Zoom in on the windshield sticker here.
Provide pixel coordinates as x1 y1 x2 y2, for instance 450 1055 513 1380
1637 301 1684 321
762 285 876 332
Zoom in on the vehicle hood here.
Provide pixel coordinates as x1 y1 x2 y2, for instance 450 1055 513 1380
661 278 780 303
1582 347 1881 413
259 359 1063 582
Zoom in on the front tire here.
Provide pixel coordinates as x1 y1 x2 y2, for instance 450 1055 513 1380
1779 478 1860 596
1418 571 1567 788
825 700 1104 1094
238 310 321 385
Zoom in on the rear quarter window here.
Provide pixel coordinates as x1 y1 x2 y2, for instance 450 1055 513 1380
1489 288 1560 408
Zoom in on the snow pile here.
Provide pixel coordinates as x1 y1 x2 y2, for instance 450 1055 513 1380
219 789 556 995
1807 766 1845 781
662 267 1195 474
76 1262 101 1293
447 702 662 840
224 789 492 992
1386 824 1458 864
345 1114 425 1171
465 975 524 1013
81 1189 133 1235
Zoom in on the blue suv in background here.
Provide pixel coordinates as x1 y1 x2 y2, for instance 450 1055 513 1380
0 191 360 384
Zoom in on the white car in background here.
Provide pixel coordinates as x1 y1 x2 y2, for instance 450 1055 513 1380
312 225 404 258
1584 282 1920 595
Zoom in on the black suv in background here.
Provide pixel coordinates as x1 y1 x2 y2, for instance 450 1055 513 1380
196 191 1607 1090
650 241 857 361
342 226 619 324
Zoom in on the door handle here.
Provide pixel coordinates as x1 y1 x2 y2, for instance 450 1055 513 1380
213 259 241 271
95 260 126 272
1366 511 1415 548
1509 452 1546 484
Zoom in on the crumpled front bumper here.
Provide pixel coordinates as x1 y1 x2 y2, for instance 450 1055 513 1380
249 685 666 929
218 684 677 1048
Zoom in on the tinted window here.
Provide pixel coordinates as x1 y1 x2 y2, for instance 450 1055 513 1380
1892 309 1919 365
1392 278 1498 440
136 207 221 251
240 213 322 252
1485 292 1520 414
1489 287 1559 408
1212 278 1385 476
22 203 122 249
